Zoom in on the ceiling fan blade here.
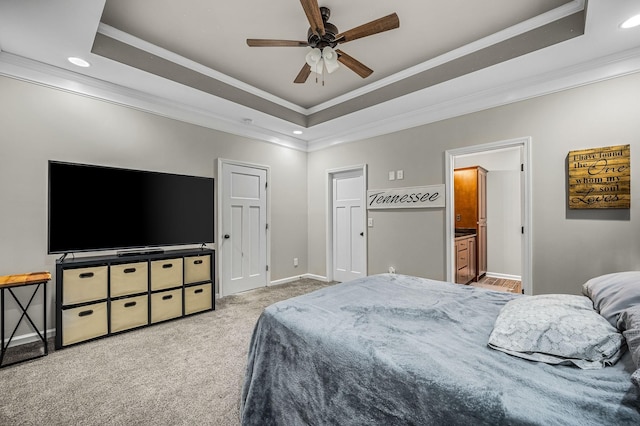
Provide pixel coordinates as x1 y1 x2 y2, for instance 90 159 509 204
247 39 308 47
334 13 399 43
336 49 373 78
300 0 325 36
294 63 312 83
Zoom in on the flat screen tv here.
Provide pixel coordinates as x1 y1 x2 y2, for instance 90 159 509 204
48 161 214 254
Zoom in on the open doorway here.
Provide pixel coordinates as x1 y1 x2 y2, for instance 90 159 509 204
445 137 532 295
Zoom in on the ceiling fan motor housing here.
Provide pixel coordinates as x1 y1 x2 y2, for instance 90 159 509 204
307 7 338 49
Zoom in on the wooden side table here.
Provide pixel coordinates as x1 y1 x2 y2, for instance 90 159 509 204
0 271 51 368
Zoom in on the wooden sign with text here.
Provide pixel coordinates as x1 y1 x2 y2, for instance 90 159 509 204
568 144 630 209
367 185 445 209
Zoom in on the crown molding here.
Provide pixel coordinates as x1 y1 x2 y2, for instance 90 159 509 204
306 0 586 114
0 51 309 152
97 23 309 115
3 39 640 155
95 1 585 117
306 45 640 152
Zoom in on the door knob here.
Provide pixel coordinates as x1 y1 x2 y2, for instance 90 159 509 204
224 234 230 239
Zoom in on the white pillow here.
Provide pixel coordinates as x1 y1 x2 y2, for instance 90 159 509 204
488 294 624 369
619 305 640 388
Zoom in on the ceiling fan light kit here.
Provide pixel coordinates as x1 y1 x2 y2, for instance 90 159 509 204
322 47 339 73
305 48 322 73
304 46 339 85
305 47 339 73
247 1 399 84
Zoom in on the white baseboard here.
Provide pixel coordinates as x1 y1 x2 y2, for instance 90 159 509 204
300 273 329 282
215 273 330 300
485 272 521 281
269 273 329 286
3 328 55 349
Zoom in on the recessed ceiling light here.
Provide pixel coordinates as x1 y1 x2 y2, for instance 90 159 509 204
68 57 90 67
293 130 303 135
621 14 640 29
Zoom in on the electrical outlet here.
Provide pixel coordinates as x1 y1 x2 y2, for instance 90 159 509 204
456 214 461 222
388 171 395 180
293 257 298 267
396 170 404 180
368 218 373 227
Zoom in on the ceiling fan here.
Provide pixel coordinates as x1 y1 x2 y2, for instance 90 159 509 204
246 0 400 84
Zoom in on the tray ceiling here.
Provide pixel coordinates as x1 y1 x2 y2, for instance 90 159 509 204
1 1 640 150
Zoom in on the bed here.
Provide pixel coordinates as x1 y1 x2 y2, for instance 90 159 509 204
240 273 640 425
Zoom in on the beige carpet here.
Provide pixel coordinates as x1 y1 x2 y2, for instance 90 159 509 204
0 278 336 426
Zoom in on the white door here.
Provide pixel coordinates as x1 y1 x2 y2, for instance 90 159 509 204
220 162 268 296
332 170 366 282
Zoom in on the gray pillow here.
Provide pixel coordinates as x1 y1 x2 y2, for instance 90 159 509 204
488 294 624 369
582 271 640 329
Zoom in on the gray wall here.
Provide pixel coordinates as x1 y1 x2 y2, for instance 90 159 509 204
0 75 308 337
2 70 640 342
308 71 640 295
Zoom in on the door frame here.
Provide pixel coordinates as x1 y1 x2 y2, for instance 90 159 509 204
326 164 368 282
444 137 532 294
216 158 271 298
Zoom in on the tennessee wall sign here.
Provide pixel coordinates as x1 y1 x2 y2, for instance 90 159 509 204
367 185 445 209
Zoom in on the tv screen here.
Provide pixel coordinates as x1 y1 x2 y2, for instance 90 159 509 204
48 161 214 254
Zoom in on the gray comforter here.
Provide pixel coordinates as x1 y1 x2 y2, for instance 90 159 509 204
240 274 640 425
